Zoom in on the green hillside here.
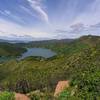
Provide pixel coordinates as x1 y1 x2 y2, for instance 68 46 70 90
0 35 100 100
0 43 26 56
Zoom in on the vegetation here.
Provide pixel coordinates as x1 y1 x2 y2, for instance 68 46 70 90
0 91 15 100
0 35 100 99
0 42 26 56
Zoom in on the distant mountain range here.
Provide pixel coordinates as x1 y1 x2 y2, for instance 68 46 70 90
0 34 74 43
0 35 35 43
0 39 25 43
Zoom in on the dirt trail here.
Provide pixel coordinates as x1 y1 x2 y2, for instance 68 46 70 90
15 93 30 100
54 81 69 97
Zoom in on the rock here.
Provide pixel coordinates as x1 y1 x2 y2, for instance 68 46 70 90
54 81 69 97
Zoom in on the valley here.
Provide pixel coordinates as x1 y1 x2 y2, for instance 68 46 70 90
0 35 100 100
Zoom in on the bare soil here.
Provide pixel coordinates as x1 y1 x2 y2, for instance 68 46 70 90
15 93 30 100
54 81 69 96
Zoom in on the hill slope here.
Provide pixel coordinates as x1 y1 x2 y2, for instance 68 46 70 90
0 43 26 56
0 35 100 99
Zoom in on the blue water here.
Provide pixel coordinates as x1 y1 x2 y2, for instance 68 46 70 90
18 48 56 60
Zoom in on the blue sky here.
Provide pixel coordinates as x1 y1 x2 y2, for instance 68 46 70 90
0 0 100 39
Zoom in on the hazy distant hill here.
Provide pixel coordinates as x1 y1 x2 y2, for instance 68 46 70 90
0 39 30 43
0 39 11 43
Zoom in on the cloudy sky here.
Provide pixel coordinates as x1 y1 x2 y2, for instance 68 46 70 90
0 0 100 40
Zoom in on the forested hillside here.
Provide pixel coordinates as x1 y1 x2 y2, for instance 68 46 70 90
0 43 26 56
0 35 100 100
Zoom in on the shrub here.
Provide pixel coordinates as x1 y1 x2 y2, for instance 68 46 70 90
0 91 15 100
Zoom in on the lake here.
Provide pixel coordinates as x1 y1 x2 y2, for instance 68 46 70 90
18 48 56 60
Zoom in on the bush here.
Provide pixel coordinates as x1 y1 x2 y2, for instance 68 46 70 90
28 90 42 100
57 89 70 100
28 90 54 100
0 91 15 100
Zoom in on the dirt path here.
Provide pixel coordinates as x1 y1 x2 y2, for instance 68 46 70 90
15 93 30 100
54 81 69 97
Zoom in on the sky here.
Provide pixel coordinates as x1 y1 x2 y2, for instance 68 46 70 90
0 0 100 40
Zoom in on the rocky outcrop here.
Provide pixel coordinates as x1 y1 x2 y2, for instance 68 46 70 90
54 81 69 97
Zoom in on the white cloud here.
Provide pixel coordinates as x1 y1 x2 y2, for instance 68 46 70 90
20 5 36 17
54 22 100 39
72 0 100 25
0 10 25 24
26 0 49 23
4 10 11 15
0 18 52 38
0 10 10 15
